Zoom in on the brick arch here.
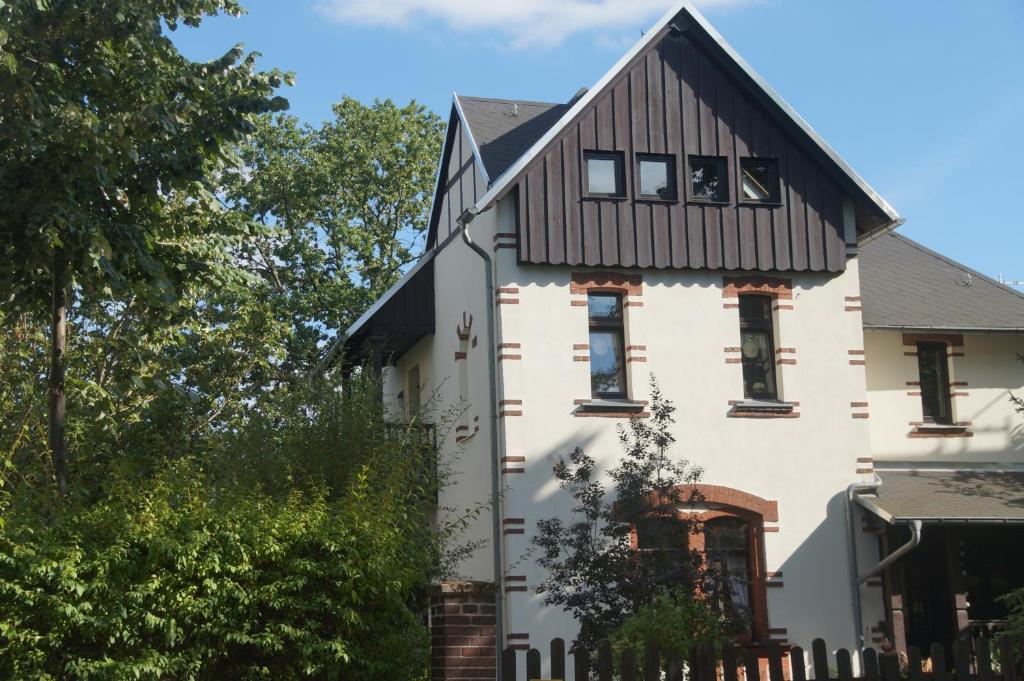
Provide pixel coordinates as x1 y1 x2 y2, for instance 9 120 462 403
683 484 779 522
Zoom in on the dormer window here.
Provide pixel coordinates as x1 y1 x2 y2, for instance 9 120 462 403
583 150 626 198
917 341 953 424
740 157 780 204
688 155 728 202
637 154 677 201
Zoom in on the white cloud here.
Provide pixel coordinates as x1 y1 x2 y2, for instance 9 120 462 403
315 0 763 49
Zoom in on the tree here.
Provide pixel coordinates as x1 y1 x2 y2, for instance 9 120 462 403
532 379 738 652
0 0 289 494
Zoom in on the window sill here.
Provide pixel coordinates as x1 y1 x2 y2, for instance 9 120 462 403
907 424 973 438
582 195 628 202
687 198 730 206
574 398 649 418
727 400 800 419
738 200 784 208
636 196 679 205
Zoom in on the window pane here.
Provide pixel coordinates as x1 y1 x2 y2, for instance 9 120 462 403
640 159 671 198
587 157 619 195
739 295 771 323
587 293 621 321
917 342 952 423
690 157 726 200
637 517 686 551
589 329 625 396
741 159 778 202
705 518 751 612
741 330 776 399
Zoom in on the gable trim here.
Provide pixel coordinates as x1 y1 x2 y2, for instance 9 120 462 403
453 93 491 186
467 0 900 233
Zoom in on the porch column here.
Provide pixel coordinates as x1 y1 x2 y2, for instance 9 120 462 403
943 532 970 639
883 528 909 658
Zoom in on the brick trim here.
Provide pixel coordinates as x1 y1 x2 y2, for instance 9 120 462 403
570 271 643 297
668 484 779 522
722 276 793 300
902 332 964 347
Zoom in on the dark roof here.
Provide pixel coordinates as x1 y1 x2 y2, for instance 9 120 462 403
860 232 1024 331
456 95 571 180
857 471 1024 524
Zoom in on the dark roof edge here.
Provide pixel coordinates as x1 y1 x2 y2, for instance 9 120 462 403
864 325 1024 334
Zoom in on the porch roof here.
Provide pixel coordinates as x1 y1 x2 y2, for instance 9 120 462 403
855 470 1024 525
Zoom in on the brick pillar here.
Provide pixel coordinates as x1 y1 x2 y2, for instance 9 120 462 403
430 580 497 681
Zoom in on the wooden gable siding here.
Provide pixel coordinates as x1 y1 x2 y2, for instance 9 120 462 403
514 28 848 272
430 113 485 246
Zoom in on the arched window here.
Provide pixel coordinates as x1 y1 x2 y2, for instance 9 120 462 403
704 517 754 626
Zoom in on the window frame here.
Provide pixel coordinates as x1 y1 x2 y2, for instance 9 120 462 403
738 294 779 401
916 341 953 425
738 157 782 205
635 152 678 202
587 292 628 400
686 154 730 204
703 515 758 636
582 150 627 199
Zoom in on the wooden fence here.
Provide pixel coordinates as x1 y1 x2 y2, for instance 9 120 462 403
501 636 1024 681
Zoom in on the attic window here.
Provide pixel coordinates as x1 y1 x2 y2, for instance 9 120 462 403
637 154 677 201
688 155 728 203
740 158 780 204
584 150 626 198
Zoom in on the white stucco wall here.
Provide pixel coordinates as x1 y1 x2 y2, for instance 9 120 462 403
864 330 1024 463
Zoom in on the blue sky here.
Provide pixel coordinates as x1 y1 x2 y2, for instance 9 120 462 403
172 0 1024 283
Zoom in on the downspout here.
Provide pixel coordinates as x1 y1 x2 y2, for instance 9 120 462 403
846 477 881 653
857 520 922 585
458 207 505 680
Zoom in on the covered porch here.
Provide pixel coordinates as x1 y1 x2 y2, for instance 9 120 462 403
855 469 1024 657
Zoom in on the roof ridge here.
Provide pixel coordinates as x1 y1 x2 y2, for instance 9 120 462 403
888 232 1024 303
456 94 566 107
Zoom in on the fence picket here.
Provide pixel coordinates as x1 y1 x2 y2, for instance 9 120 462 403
976 637 995 681
907 647 924 681
745 649 762 681
1000 636 1019 681
812 639 830 681
836 648 853 681
598 640 613 681
953 638 970 681
768 642 785 681
574 646 590 681
879 652 901 681
644 641 660 681
527 648 541 680
863 647 880 681
930 643 950 681
667 651 684 681
551 638 565 680
503 647 517 681
723 646 740 681
789 646 807 681
621 648 637 681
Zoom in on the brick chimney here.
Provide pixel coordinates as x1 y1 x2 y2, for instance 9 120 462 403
430 581 498 681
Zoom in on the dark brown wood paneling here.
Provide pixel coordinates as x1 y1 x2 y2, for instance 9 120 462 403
510 22 851 273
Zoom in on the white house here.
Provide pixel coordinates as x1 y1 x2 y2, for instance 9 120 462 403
331 2 1024 678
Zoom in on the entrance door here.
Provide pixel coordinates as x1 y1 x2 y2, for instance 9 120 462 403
900 530 958 654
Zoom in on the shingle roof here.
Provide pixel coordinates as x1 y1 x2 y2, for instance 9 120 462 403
857 471 1024 524
455 95 571 181
859 232 1024 331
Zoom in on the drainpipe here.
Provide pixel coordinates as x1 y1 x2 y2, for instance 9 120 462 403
846 477 881 653
857 520 922 585
458 207 505 680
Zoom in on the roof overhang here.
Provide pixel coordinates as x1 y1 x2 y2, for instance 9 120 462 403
863 325 1024 334
855 470 1024 525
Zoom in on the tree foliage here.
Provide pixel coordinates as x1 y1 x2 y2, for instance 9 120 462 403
532 379 736 652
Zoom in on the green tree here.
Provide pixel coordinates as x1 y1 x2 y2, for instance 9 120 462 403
0 0 289 493
532 379 737 652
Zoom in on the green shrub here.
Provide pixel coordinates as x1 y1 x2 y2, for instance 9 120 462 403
608 591 733 668
0 374 458 680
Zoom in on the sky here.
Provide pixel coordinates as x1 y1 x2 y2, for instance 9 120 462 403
171 0 1024 284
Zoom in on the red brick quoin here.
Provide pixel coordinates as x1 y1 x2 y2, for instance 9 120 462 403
430 581 497 681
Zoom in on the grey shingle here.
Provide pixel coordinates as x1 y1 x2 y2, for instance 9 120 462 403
860 232 1024 331
456 95 571 181
862 471 1024 523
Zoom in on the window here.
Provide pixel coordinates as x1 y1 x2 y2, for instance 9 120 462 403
738 295 777 400
407 365 421 416
917 342 952 424
584 150 626 198
704 517 754 629
588 293 627 398
740 157 780 204
637 154 677 201
688 155 728 202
